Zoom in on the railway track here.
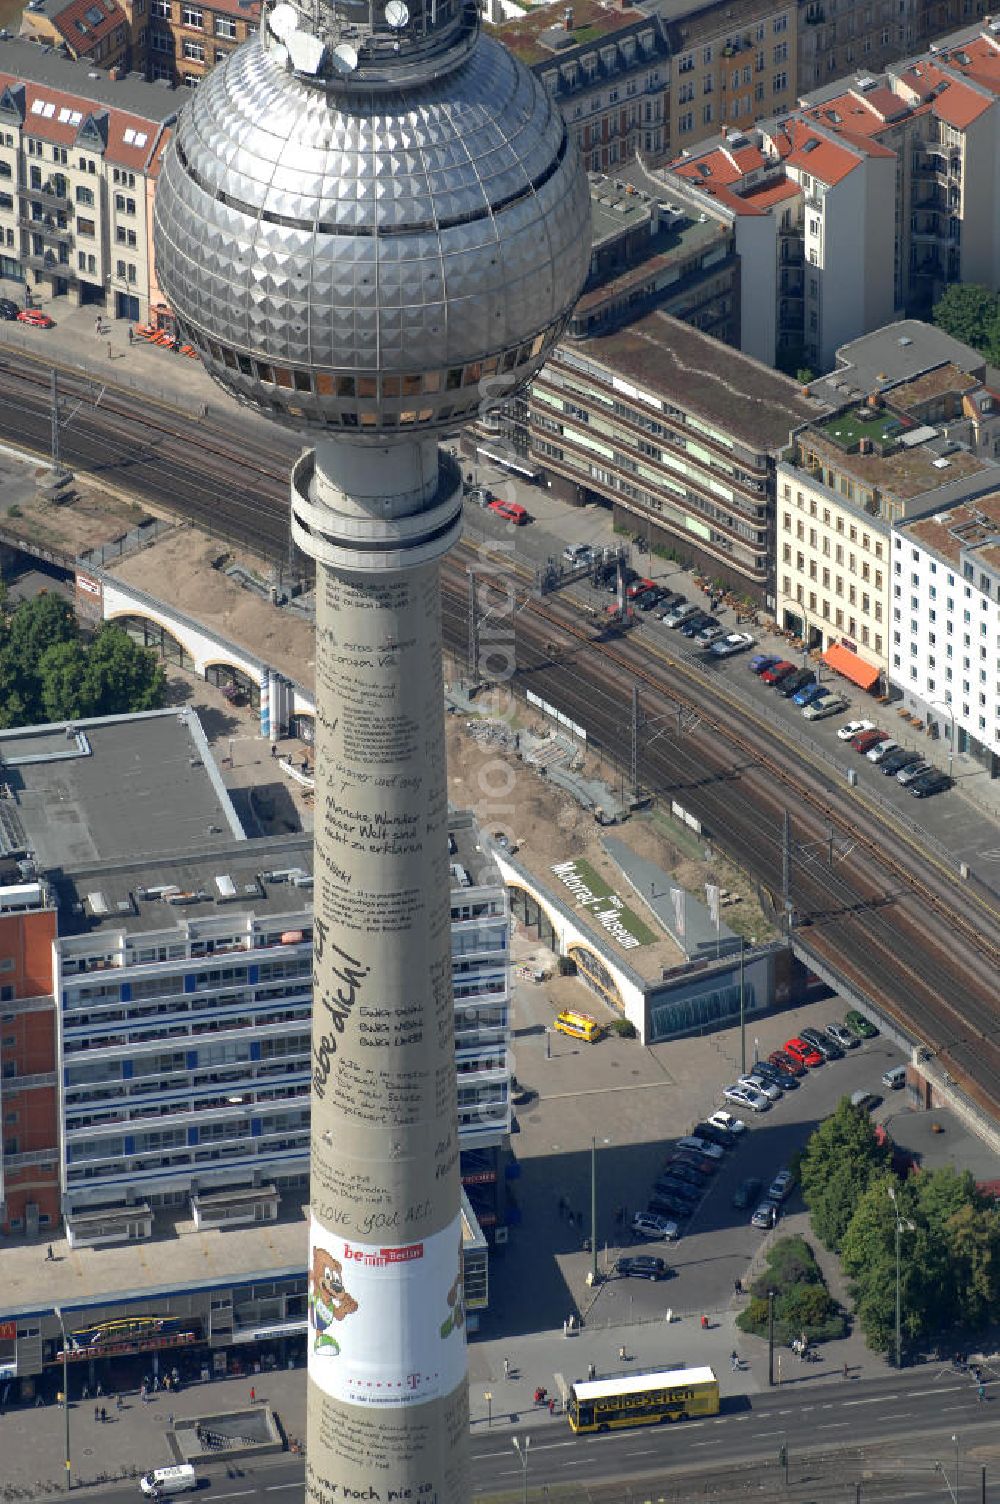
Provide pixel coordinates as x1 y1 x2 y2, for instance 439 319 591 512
439 570 1000 1115
2 350 998 1115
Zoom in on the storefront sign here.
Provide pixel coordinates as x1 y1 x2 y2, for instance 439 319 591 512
0 1321 16 1341
232 1321 308 1344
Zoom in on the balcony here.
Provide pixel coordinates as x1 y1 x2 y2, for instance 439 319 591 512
22 181 71 210
19 213 72 242
21 251 78 279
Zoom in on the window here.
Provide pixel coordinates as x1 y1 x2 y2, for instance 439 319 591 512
183 37 205 58
182 2 202 22
215 13 235 35
773 70 787 92
77 217 95 238
152 0 170 13
75 185 94 207
115 193 136 215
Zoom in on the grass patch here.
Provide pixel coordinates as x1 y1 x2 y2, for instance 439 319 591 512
736 1235 847 1346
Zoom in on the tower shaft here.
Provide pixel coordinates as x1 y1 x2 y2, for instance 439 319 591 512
295 440 468 1503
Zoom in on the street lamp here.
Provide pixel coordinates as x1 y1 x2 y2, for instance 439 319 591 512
512 1435 531 1504
53 1306 70 1492
887 1185 915 1370
953 1433 960 1504
484 1390 492 1429
590 1135 610 1287
767 1289 776 1387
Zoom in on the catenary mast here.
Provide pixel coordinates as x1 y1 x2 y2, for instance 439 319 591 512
152 0 590 1495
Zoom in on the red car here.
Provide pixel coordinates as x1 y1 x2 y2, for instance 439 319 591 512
768 1048 805 1077
17 308 54 328
784 1036 824 1068
626 576 656 601
851 729 888 754
488 499 529 525
760 659 795 685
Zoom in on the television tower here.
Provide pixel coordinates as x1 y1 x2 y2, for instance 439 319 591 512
152 2 590 1497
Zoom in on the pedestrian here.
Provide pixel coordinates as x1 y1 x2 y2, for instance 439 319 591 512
46 1244 54 1261
618 1346 627 1363
701 1314 709 1330
100 1406 106 1424
842 1362 849 1381
94 1404 99 1423
734 1279 742 1294
82 1383 89 1400
978 1384 986 1403
127 325 134 345
250 1385 256 1404
116 1394 123 1411
587 1363 595 1382
502 1358 510 1381
548 1397 556 1416
168 1412 174 1428
94 316 101 337
96 1382 102 1398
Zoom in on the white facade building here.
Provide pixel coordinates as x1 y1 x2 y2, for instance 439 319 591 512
892 495 1000 775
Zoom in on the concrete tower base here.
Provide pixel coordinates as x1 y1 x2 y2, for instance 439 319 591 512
291 440 470 1504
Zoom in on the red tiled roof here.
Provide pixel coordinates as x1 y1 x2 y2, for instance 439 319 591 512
739 177 800 210
898 60 992 127
49 0 127 55
784 124 863 186
938 34 1000 95
0 70 166 169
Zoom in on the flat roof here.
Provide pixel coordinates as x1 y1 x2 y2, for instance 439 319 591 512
590 176 654 246
580 311 824 449
818 319 985 401
802 415 991 503
0 709 244 876
899 491 1000 571
574 215 729 317
485 0 655 67
448 807 503 893
0 36 183 124
885 363 980 413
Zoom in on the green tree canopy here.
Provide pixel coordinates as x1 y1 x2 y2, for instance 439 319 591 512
81 624 166 716
931 284 1000 360
38 640 93 723
798 1096 890 1250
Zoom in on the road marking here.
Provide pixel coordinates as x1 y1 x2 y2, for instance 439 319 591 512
777 1408 792 1415
690 1440 715 1447
815 1422 849 1430
215 1494 255 1500
626 1449 655 1457
754 1431 785 1438
908 1385 964 1398
843 1394 903 1406
265 1487 300 1493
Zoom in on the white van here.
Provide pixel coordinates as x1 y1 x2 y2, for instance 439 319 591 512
881 1065 906 1090
139 1464 197 1497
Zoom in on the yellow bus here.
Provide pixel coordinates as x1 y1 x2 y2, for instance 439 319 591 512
553 1010 605 1044
567 1365 720 1433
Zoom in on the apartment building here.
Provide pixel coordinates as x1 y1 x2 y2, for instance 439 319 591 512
775 335 998 683
892 495 1000 775
147 0 258 86
529 310 822 599
0 709 511 1244
795 0 984 97
656 0 798 151
486 0 671 168
0 39 179 320
19 0 133 71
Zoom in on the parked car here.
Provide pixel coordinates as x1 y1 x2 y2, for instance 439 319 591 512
631 1211 678 1242
697 624 726 646
654 593 684 618
708 1108 746 1134
777 668 815 699
602 564 639 592
487 498 529 525
749 653 779 675
676 1135 724 1161
724 1082 770 1112
910 770 953 798
897 759 933 786
662 602 700 628
562 542 596 566
635 589 662 612
738 1073 781 1102
801 1026 843 1061
17 308 54 328
784 1037 823 1068
710 631 755 658
804 694 848 721
692 1120 735 1149
768 1168 795 1202
844 1009 878 1040
825 1022 858 1051
657 1164 707 1192
752 1059 799 1091
647 1193 691 1221
867 738 900 764
851 729 888 754
625 576 656 600
760 659 796 685
880 748 924 776
837 718 875 741
615 1254 668 1281
793 682 828 708
668 1150 716 1176
0 297 19 320
752 1201 781 1230
732 1177 762 1209
768 1048 805 1077
653 1173 702 1202
679 613 713 638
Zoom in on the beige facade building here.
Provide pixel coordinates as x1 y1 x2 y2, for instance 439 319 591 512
147 0 258 86
0 39 179 320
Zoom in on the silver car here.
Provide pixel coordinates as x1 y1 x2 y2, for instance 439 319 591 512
826 1022 858 1050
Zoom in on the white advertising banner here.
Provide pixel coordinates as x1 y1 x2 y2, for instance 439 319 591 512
308 1214 467 1409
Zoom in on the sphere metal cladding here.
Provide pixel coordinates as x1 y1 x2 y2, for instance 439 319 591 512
153 18 592 438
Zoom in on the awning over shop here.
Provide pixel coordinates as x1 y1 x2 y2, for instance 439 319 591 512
821 642 881 691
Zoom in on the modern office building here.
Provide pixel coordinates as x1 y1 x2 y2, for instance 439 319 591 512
0 38 179 318
892 494 1000 775
529 310 822 599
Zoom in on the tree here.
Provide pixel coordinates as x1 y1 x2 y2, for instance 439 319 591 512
839 1172 910 1352
38 640 93 722
931 284 1000 359
80 625 166 717
798 1097 889 1250
0 649 34 729
4 592 77 665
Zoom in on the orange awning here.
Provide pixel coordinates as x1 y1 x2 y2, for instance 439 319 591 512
821 642 881 691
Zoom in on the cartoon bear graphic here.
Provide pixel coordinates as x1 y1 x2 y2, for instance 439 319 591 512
309 1246 358 1356
439 1237 465 1340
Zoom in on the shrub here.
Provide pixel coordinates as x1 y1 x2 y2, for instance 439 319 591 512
610 1017 636 1039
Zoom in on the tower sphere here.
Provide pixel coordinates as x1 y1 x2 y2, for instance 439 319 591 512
153 0 592 439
